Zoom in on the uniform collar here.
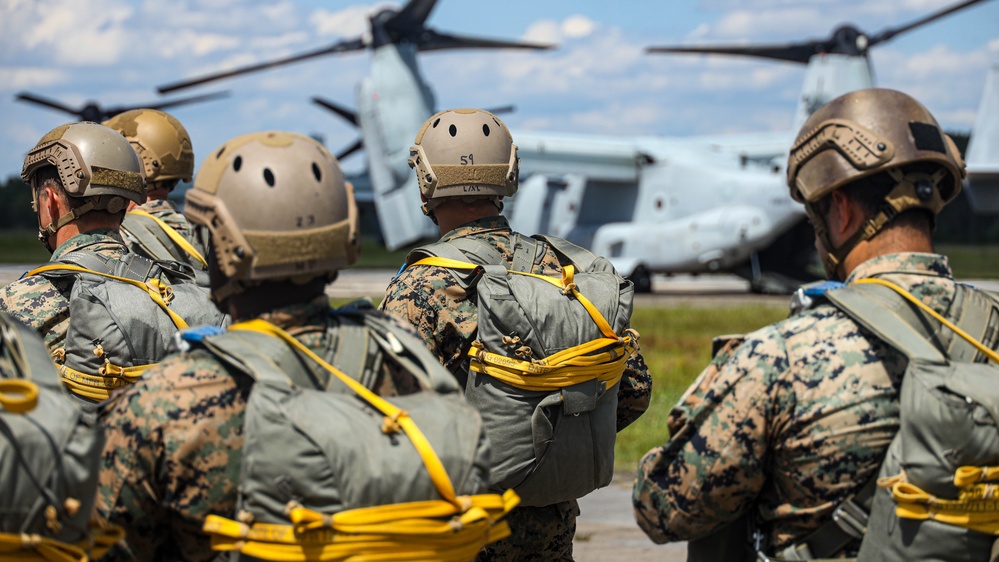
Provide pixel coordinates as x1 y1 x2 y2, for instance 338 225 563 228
50 229 126 261
136 199 177 213
256 295 332 332
440 215 511 242
845 252 953 283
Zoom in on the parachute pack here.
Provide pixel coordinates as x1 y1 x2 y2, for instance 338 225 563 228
188 304 516 561
407 233 637 507
28 250 228 403
0 313 122 561
120 209 211 287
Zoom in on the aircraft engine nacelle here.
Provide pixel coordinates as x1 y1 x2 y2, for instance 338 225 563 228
590 205 775 277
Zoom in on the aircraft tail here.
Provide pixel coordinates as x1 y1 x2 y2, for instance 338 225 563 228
964 63 999 213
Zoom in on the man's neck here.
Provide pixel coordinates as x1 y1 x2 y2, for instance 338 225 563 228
839 226 934 279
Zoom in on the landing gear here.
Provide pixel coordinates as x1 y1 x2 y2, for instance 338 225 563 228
630 265 653 293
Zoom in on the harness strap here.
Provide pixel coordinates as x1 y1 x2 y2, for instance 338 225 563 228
0 524 125 562
123 209 207 266
26 264 187 330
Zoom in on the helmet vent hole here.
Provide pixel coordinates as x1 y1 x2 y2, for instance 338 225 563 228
312 163 322 182
263 168 275 187
449 124 457 137
482 124 490 137
432 118 440 128
233 156 243 172
216 147 226 159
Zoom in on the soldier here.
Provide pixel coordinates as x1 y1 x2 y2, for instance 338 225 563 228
632 88 974 559
95 131 441 561
0 122 144 352
103 108 210 279
380 108 653 561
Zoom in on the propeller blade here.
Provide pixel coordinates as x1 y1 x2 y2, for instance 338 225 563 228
485 105 515 115
869 0 987 45
388 0 439 31
312 96 359 127
157 38 367 94
336 138 365 161
646 42 825 64
102 91 232 118
416 29 554 52
14 92 80 116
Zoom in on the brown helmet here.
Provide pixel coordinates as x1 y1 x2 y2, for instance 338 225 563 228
103 108 195 184
409 108 519 217
786 88 966 276
22 122 146 248
185 131 359 301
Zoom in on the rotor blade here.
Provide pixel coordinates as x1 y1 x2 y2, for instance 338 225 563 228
336 138 364 161
312 96 359 127
388 0 439 31
645 41 827 64
158 38 367 94
148 90 231 110
484 105 515 115
869 0 987 45
416 29 555 52
14 92 80 116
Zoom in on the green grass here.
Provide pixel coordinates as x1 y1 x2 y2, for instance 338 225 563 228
0 230 48 263
936 244 999 279
615 304 788 469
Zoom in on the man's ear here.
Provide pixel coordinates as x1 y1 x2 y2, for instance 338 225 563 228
829 190 864 240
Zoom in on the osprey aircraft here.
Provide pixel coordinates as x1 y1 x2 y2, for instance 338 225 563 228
159 0 996 293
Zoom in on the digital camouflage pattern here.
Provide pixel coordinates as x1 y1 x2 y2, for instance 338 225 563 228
633 252 956 555
95 297 425 562
121 198 210 263
0 229 127 353
380 215 653 561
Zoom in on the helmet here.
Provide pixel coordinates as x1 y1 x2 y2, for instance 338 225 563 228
408 108 519 216
103 108 195 184
185 131 359 301
785 89 966 276
22 122 146 248
787 88 964 205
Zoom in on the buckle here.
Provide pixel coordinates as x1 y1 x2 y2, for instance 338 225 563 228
832 497 869 540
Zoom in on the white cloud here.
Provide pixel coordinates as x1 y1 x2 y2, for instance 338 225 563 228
523 19 561 45
2 0 134 65
562 15 596 39
311 4 383 38
0 67 64 90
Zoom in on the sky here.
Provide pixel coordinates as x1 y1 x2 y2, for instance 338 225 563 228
1 0 997 181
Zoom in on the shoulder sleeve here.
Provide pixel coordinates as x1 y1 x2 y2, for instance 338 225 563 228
632 325 790 543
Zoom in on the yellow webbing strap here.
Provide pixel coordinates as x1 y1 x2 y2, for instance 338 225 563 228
26 264 188 330
854 277 999 364
412 257 634 391
208 320 519 561
0 379 39 413
58 363 153 402
126 209 208 266
955 466 999 488
0 523 124 562
881 470 999 535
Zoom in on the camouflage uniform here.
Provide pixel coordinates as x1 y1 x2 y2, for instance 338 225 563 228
381 215 653 561
95 297 424 562
633 252 956 555
0 229 127 353
121 198 210 264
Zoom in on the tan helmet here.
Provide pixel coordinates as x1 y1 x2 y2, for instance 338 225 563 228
408 108 519 217
22 122 146 248
185 131 359 301
103 108 195 184
785 88 966 276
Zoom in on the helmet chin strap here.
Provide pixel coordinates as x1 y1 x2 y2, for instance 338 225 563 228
806 168 948 280
36 200 97 253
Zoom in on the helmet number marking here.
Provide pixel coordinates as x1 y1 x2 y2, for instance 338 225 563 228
460 154 474 165
296 215 316 228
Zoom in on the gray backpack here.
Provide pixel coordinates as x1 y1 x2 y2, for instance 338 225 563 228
0 312 121 559
120 209 211 287
407 234 636 507
188 305 514 560
29 250 229 404
823 280 999 562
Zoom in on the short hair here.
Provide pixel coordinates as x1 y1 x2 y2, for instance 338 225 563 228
31 164 126 221
812 163 941 233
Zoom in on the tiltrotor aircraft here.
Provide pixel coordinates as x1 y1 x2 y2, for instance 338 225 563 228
159 0 996 293
13 90 230 123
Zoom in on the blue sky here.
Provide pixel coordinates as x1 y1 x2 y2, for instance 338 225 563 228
1 0 997 180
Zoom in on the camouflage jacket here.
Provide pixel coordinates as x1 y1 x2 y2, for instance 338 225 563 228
95 297 424 562
379 215 653 431
121 198 209 265
633 252 958 553
0 229 127 353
